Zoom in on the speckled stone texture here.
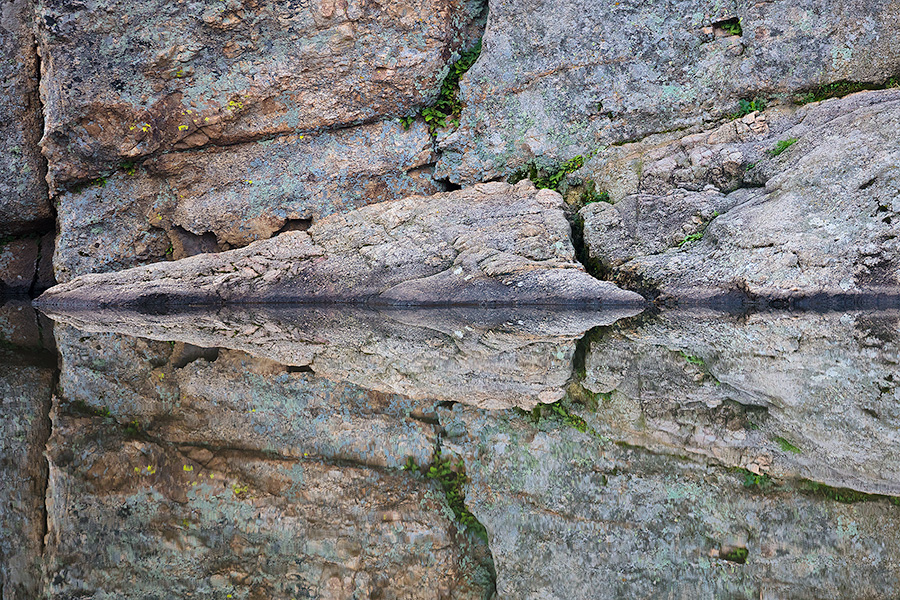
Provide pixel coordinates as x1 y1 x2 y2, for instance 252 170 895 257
38 181 646 307
442 405 900 600
36 0 486 188
0 0 51 236
436 0 900 184
580 89 900 301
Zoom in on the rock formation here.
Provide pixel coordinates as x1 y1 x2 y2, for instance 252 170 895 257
37 181 645 308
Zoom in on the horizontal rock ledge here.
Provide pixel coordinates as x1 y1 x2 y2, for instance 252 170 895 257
35 181 646 309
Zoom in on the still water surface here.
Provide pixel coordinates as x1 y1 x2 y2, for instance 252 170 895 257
2 301 899 599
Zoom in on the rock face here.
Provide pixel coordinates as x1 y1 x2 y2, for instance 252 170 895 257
0 0 51 236
38 181 645 307
53 120 442 282
44 306 640 410
0 304 55 600
36 0 485 188
443 405 900 600
0 233 55 295
580 89 900 301
578 309 900 496
436 0 900 184
44 409 492 599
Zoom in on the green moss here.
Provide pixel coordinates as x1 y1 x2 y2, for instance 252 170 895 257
773 436 802 454
736 468 774 491
795 78 900 105
729 97 766 119
420 40 482 134
768 138 798 157
798 480 900 505
720 547 749 564
580 180 610 205
424 452 488 543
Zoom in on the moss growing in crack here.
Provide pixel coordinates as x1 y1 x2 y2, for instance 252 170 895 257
768 138 798 157
797 480 900 505
424 452 488 543
773 436 802 454
795 77 900 105
420 40 482 134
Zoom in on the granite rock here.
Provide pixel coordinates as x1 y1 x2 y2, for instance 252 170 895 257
39 181 645 307
436 0 900 184
580 90 900 301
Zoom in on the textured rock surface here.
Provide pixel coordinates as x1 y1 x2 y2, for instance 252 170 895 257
52 320 439 468
443 405 900 600
0 233 55 295
44 409 492 599
0 363 52 600
44 306 640 410
0 303 55 600
581 89 900 301
437 0 900 184
578 310 900 496
53 120 443 282
0 0 51 235
36 0 485 188
39 181 645 307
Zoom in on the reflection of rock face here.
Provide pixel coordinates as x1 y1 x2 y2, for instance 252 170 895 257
53 322 438 469
44 412 492 599
0 304 55 599
38 181 645 308
443 406 900 600
580 310 900 495
438 0 900 184
581 90 900 301
48 306 639 411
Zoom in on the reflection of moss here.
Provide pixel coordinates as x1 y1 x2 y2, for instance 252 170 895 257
721 547 748 564
773 436 802 454
799 480 900 505
425 453 488 543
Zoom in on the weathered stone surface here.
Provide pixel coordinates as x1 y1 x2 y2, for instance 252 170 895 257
0 238 39 295
0 0 51 235
0 364 52 600
44 306 640 410
578 309 900 497
581 89 900 301
442 405 900 600
53 120 442 282
39 181 646 307
44 408 492 599
52 320 439 468
36 0 485 188
436 0 900 184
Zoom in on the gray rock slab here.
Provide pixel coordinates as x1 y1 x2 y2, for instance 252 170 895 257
436 0 900 184
39 181 646 307
579 309 900 496
0 0 51 235
42 305 641 410
53 120 442 282
36 0 485 188
580 89 900 301
441 405 900 600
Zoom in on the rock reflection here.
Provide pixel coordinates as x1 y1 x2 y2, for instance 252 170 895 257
10 305 900 598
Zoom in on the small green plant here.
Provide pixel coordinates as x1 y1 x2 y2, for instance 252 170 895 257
741 470 774 490
399 115 415 130
680 351 705 366
678 232 704 246
420 40 482 134
773 436 802 454
425 453 488 542
231 483 250 497
730 97 767 119
510 154 589 192
120 161 136 176
580 180 611 205
124 420 142 436
768 138 798 157
720 547 749 563
722 21 742 36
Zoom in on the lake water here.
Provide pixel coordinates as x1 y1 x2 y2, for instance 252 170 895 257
2 300 899 599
